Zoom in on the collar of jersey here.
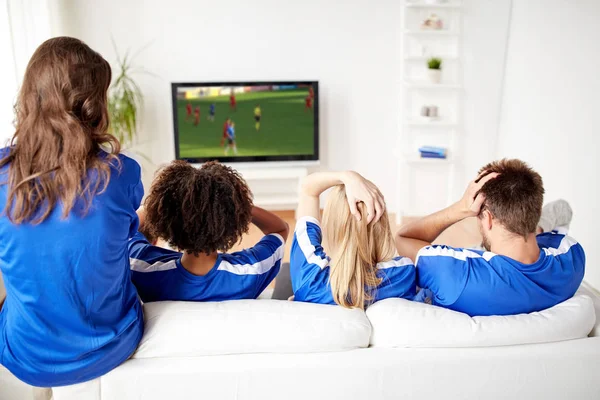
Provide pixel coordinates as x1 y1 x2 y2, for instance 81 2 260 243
175 254 222 281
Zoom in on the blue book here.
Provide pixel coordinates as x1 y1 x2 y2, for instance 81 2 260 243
418 146 447 156
420 152 447 159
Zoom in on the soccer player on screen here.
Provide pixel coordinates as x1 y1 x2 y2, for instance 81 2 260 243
230 91 237 111
221 117 231 147
309 85 314 99
305 95 313 112
224 122 238 155
254 104 262 131
194 106 200 126
208 103 216 122
185 102 192 122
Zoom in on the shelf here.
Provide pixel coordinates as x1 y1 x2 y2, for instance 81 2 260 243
403 55 458 61
403 81 462 90
406 120 458 128
405 2 462 9
405 154 454 165
403 30 460 37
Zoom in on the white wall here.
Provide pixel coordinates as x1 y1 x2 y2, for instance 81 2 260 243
498 0 600 289
55 0 405 205
54 0 512 213
0 2 18 145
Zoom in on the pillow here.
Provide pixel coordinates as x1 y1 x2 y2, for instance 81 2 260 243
366 295 596 348
133 299 371 358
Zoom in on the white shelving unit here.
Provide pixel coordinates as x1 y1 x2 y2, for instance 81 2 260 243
397 0 463 220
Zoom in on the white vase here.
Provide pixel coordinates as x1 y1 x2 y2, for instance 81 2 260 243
428 69 442 84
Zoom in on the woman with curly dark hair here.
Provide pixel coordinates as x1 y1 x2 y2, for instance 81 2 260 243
129 160 289 302
0 37 144 392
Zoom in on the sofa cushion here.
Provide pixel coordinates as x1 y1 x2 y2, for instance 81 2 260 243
133 299 371 358
367 295 596 348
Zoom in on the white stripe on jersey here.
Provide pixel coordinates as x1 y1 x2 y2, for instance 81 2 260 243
543 235 578 257
217 241 285 276
295 216 329 269
130 258 177 272
416 246 496 265
376 257 414 269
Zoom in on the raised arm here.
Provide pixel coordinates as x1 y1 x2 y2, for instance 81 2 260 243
251 206 290 242
297 171 386 223
395 172 499 262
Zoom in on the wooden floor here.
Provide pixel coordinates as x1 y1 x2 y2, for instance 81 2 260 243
230 210 482 263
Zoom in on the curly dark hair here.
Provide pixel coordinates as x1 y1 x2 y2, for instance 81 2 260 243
144 160 253 255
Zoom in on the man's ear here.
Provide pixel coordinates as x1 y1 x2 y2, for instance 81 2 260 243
482 209 493 231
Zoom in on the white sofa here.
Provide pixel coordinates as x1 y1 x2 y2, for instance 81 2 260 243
2 283 600 400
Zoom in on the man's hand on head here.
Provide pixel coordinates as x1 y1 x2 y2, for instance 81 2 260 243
454 171 500 218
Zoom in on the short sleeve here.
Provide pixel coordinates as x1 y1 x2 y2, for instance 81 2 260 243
128 231 182 270
221 234 285 298
290 217 332 303
415 245 472 306
374 257 417 301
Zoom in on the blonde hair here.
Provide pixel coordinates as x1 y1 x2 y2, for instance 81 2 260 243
322 185 397 309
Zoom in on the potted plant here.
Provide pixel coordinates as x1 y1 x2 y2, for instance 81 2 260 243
427 57 442 84
108 47 145 153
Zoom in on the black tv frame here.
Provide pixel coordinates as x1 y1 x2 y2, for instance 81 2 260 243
171 81 319 164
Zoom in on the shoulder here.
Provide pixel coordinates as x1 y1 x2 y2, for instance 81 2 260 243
219 237 283 276
294 216 322 237
538 233 585 260
226 233 285 263
104 152 142 187
0 146 10 159
376 256 416 283
0 146 11 174
129 231 181 273
376 256 415 276
416 245 495 264
292 216 328 269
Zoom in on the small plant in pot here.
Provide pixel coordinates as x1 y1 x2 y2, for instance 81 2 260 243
427 57 442 84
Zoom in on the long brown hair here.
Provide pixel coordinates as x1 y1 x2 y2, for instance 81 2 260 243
322 185 397 309
0 37 121 224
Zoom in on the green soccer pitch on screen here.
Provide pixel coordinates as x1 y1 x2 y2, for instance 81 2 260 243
171 81 319 163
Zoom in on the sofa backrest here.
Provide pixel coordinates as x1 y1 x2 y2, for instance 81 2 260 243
367 294 596 348
133 299 371 358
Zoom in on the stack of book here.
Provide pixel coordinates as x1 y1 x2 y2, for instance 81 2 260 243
419 146 447 159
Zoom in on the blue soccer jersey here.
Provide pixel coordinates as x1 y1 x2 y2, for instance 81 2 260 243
129 232 284 302
290 216 416 306
227 125 235 139
0 149 144 387
415 233 586 316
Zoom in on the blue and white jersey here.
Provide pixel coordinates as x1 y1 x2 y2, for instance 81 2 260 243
128 232 284 302
0 149 144 387
209 104 216 114
415 233 585 316
290 216 416 306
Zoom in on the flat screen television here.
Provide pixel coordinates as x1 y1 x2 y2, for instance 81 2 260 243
171 81 319 163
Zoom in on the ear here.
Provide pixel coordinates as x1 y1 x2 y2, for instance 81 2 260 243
481 209 493 231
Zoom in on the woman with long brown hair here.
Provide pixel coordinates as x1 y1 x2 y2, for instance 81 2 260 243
0 37 144 389
290 171 416 309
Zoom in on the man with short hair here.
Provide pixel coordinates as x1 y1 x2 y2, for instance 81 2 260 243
395 159 585 316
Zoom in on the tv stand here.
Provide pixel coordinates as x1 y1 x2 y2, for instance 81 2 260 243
237 167 308 212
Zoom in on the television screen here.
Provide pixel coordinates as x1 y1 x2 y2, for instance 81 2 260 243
171 81 319 163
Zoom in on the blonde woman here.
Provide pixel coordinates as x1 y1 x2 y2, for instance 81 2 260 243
290 171 416 309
